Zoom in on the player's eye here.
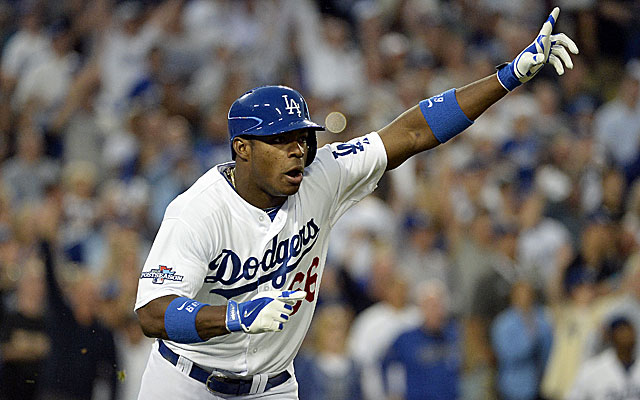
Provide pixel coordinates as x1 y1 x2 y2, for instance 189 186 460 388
261 131 308 146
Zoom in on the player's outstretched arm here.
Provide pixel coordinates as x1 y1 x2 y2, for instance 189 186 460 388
136 290 306 343
379 7 578 170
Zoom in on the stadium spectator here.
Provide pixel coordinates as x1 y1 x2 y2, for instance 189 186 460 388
49 63 105 168
36 204 118 400
566 316 639 400
472 223 528 327
298 14 366 110
491 280 553 400
113 313 153 400
327 194 397 307
13 17 78 125
468 222 531 399
96 0 180 123
59 160 99 264
594 59 640 183
0 255 50 400
398 211 453 292
146 115 200 227
446 210 500 400
347 274 421 400
2 124 59 205
586 253 640 358
609 256 640 353
531 79 570 139
98 224 147 325
540 250 610 400
517 192 572 288
554 216 624 301
0 6 50 96
598 168 627 222
0 181 17 323
382 279 461 400
499 110 541 193
294 304 362 400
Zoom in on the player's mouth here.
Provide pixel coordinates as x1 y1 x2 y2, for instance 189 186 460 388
284 166 304 185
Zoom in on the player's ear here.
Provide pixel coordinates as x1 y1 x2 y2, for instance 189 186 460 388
233 137 251 162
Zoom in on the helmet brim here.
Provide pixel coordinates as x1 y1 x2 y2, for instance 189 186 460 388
240 119 325 138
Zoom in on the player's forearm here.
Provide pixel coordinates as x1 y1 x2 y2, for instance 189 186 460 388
195 305 231 339
136 295 229 341
455 74 508 121
380 73 507 170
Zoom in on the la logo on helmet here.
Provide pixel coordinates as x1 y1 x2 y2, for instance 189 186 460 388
282 95 302 117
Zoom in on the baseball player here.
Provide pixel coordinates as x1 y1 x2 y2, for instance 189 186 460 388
135 8 577 399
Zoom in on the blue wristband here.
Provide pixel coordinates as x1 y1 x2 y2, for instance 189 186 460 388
164 297 208 343
496 63 522 92
418 89 474 143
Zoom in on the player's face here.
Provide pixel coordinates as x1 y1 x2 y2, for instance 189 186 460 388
245 129 309 206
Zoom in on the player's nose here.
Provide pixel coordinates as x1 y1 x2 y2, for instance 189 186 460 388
288 141 305 158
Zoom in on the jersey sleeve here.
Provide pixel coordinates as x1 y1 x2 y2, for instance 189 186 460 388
134 217 210 310
312 132 387 226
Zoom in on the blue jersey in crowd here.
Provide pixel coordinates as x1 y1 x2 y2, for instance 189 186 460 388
382 321 461 400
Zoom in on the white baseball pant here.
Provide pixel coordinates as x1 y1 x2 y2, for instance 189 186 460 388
137 342 298 400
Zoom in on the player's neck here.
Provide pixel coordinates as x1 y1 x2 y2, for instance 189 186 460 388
231 166 287 210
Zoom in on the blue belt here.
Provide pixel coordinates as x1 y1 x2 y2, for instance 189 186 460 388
158 340 291 395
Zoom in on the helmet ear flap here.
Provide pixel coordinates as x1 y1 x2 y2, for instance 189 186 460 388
305 132 317 167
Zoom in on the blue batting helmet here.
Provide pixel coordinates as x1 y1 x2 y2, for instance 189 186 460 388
228 85 324 167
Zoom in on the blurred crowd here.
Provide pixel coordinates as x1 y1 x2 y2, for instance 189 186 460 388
0 0 639 399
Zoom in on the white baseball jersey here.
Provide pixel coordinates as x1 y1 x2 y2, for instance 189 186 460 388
566 348 640 400
135 132 387 376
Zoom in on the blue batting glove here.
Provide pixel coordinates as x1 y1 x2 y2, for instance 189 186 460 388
497 7 579 91
225 290 306 333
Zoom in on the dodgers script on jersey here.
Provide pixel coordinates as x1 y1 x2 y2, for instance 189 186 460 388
135 132 387 377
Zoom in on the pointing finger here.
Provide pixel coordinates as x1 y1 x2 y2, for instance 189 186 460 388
539 7 559 60
540 7 560 36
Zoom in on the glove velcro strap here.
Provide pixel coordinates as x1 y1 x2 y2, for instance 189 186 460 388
496 62 522 92
226 300 243 332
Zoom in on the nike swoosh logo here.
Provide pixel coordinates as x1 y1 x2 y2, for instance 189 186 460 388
177 301 189 311
243 305 261 319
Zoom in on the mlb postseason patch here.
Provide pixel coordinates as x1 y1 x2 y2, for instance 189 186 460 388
140 265 184 284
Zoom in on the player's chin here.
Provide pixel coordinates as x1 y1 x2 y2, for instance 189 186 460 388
277 181 302 196
282 172 303 190
281 183 302 196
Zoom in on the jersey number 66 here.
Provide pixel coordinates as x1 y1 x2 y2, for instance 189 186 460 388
287 257 319 315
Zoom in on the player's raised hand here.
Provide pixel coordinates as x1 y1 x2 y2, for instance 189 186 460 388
225 290 306 334
497 7 579 91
